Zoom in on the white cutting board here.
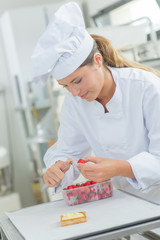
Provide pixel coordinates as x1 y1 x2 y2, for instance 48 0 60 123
6 190 160 240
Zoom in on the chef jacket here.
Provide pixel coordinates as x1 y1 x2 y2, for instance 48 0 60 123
44 67 160 204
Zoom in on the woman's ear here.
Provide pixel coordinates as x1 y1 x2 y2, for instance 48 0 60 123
93 53 103 67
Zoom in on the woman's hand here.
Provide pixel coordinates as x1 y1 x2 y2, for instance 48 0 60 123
77 156 134 182
43 158 73 187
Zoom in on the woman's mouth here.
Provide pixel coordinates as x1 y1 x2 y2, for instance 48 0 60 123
80 92 88 99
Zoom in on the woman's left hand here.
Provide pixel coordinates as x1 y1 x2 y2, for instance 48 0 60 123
77 155 134 182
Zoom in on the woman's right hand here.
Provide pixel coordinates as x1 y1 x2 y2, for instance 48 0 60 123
43 158 73 187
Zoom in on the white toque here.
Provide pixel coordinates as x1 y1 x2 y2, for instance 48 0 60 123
31 1 94 82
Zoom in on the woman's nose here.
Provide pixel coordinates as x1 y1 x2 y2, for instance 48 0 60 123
68 86 80 97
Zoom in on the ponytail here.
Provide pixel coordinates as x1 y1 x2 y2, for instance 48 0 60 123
80 34 160 78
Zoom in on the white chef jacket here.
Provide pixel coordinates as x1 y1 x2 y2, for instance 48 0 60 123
44 67 160 204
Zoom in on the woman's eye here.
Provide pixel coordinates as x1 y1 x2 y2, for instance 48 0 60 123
74 79 82 84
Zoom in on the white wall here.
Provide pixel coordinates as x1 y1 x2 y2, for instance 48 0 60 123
0 0 121 16
0 23 36 207
0 0 61 15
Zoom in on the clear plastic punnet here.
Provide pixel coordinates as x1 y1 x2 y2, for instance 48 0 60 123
62 179 113 206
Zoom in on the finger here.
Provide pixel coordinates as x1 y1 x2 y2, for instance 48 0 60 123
49 165 65 180
60 158 73 172
54 166 65 179
79 172 97 182
48 177 59 186
47 169 62 183
45 178 56 187
83 156 98 164
77 163 97 171
66 158 73 165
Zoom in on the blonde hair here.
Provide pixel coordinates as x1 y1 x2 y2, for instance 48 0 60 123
80 34 160 78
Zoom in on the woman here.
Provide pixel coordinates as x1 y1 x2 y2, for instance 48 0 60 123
32 2 160 204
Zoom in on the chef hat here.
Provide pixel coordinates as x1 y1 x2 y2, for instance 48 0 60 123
31 1 94 82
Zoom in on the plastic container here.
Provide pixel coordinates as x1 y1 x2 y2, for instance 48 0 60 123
63 180 113 206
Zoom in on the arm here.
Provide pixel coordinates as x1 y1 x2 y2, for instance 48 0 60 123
126 79 160 191
77 156 134 182
43 93 91 189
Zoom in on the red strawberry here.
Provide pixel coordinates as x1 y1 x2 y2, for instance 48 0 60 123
89 192 96 200
81 193 88 201
90 186 96 192
101 182 107 188
77 159 85 164
101 192 106 199
104 187 109 192
84 187 90 194
67 193 73 201
97 194 101 200
78 198 84 204
84 181 91 186
72 190 78 196
99 188 104 194
90 181 97 185
77 190 82 197
80 183 85 186
67 184 76 189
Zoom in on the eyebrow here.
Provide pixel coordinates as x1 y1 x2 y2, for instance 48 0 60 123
58 77 80 86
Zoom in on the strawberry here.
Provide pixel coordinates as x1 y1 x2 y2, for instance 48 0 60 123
90 181 97 185
101 192 106 199
89 192 96 200
67 193 73 201
81 193 88 201
99 188 104 194
78 198 84 204
97 194 101 200
77 190 82 197
77 159 85 164
90 186 96 192
84 187 90 194
80 183 85 186
72 190 78 196
101 182 107 188
84 181 91 186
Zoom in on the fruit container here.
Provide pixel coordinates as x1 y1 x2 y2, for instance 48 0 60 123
62 179 113 206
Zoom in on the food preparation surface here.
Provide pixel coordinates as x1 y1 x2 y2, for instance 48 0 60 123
4 190 160 240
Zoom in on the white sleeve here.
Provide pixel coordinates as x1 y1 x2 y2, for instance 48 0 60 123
127 78 160 192
43 94 91 193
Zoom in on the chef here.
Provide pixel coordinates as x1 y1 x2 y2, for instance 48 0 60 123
31 2 160 204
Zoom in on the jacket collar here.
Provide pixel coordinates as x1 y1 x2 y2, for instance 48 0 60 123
94 67 123 118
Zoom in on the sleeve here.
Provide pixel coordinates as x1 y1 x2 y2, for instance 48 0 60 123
43 94 92 193
127 76 160 192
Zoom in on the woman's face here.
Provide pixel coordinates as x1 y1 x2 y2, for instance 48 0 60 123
58 53 111 102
